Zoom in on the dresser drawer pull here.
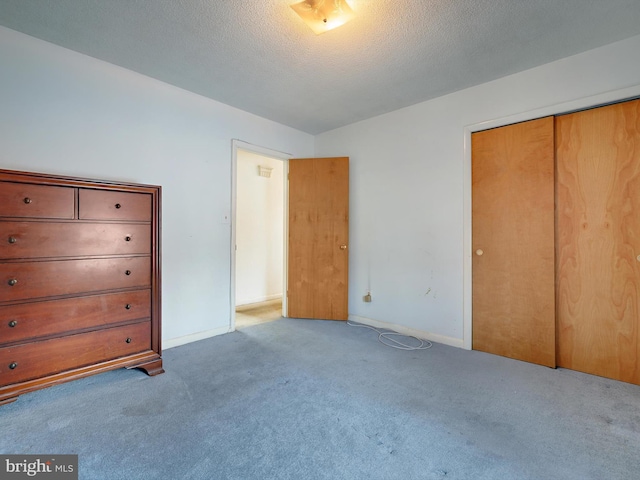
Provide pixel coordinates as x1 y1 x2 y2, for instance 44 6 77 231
115 203 122 209
125 270 132 276
8 279 18 286
125 236 132 242
8 236 17 244
8 320 17 328
23 197 32 204
125 304 132 310
126 337 132 343
9 362 18 370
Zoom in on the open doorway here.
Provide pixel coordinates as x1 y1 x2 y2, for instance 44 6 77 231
231 141 289 330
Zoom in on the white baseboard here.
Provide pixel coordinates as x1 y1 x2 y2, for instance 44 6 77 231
163 325 231 350
236 294 282 307
163 314 464 350
348 315 464 349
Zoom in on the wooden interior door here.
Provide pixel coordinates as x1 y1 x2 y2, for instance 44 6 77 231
288 157 349 320
556 100 640 384
472 117 556 367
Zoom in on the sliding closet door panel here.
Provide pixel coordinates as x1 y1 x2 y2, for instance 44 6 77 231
556 99 640 385
472 117 556 367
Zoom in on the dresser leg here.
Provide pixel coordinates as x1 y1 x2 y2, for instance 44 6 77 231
129 359 164 376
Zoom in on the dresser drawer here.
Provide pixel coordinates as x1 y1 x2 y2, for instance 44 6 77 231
0 321 150 386
1 257 151 302
79 189 151 221
0 289 151 345
0 222 151 260
0 182 75 219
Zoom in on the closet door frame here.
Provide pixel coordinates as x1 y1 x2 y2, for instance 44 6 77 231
462 86 640 351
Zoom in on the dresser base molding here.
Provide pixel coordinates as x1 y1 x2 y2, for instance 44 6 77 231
0 396 17 406
0 351 162 405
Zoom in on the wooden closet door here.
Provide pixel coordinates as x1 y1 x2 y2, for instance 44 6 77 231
472 117 556 367
556 99 640 384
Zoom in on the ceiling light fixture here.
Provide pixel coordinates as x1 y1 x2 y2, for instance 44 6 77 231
290 0 355 35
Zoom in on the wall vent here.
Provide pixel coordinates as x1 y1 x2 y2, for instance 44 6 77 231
258 165 273 178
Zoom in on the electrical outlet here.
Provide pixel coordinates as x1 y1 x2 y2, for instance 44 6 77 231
363 293 372 303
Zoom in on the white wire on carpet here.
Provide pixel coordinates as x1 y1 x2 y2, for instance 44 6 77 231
347 320 432 350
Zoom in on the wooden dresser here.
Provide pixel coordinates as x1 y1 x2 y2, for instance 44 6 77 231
0 169 162 405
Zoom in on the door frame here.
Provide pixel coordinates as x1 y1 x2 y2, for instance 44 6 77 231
462 85 640 350
230 139 291 331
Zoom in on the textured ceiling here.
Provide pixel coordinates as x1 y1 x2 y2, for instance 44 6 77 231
2 0 640 134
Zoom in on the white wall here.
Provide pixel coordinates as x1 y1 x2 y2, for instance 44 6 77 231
235 151 284 306
316 34 640 348
0 26 314 348
4 25 640 353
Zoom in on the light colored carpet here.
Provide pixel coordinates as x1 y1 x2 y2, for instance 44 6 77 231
1 317 639 479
